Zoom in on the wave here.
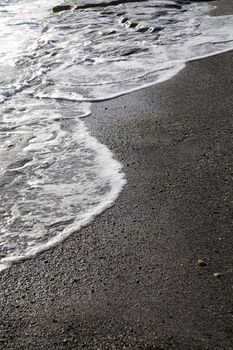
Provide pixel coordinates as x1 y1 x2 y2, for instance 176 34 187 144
0 0 233 271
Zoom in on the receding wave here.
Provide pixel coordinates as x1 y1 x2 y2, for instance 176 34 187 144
0 0 233 270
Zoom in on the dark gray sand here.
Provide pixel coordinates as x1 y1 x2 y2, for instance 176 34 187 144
1 10 233 350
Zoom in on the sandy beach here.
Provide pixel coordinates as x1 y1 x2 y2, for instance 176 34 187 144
1 2 233 349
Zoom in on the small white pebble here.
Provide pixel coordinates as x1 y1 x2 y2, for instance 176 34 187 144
198 259 207 267
214 272 221 278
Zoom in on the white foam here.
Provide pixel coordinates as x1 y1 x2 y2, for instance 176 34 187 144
31 1 233 101
0 0 233 271
0 0 57 63
0 0 59 103
0 99 126 271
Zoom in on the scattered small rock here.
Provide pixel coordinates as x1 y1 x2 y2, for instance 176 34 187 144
198 259 207 267
214 272 221 278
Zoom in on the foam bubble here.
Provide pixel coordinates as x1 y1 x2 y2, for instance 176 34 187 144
0 99 126 271
30 0 233 101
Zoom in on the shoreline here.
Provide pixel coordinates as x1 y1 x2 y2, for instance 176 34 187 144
1 2 233 348
1 50 232 349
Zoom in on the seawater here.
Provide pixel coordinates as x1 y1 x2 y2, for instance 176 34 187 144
0 0 233 271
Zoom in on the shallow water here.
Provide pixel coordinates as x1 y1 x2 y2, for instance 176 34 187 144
0 0 233 271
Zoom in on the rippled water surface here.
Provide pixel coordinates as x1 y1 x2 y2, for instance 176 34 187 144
0 0 233 271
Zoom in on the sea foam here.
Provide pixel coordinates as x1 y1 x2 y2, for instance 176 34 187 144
0 0 233 271
34 0 233 101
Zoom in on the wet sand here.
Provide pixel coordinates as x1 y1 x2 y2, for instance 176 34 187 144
1 3 233 350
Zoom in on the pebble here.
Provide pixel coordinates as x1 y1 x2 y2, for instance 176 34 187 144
198 259 207 267
72 278 79 283
214 272 221 278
